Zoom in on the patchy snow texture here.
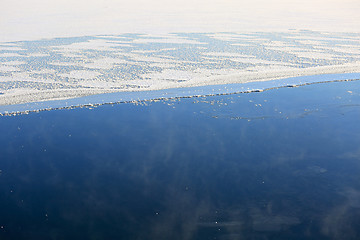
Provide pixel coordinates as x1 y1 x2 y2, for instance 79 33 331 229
0 31 360 105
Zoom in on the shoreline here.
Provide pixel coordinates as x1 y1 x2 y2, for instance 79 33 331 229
1 71 360 117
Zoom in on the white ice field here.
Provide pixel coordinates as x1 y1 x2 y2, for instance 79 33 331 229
0 30 360 106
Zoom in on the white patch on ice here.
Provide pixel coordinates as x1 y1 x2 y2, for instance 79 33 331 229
28 53 50 57
78 80 124 88
49 61 79 67
81 57 128 69
202 52 256 58
132 37 206 45
2 61 26 65
60 70 102 80
144 69 203 82
290 51 337 60
231 58 296 65
104 39 134 44
10 72 31 79
295 40 327 46
262 41 294 47
96 35 128 39
0 52 24 57
230 43 256 47
0 65 20 72
30 69 56 74
244 65 297 72
314 45 360 55
119 53 180 64
147 62 177 69
207 33 263 42
132 48 177 54
52 39 121 52
0 46 25 51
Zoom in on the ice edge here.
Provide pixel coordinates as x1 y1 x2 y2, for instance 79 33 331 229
1 72 360 116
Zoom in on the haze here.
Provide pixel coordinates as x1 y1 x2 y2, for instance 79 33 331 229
1 0 360 42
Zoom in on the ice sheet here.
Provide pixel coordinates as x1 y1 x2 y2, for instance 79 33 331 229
0 31 360 114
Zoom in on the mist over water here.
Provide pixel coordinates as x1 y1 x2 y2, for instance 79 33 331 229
0 80 360 239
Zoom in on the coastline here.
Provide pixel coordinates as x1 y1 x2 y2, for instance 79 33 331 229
1 71 359 116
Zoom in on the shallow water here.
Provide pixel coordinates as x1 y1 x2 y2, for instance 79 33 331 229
0 80 360 239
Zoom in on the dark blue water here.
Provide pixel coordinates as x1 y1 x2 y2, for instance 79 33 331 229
0 81 360 240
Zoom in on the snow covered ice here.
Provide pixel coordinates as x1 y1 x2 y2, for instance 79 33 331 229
0 31 360 108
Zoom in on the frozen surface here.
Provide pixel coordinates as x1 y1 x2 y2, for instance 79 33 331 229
1 72 360 116
0 31 360 110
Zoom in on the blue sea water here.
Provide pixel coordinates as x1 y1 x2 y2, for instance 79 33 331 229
0 80 360 239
